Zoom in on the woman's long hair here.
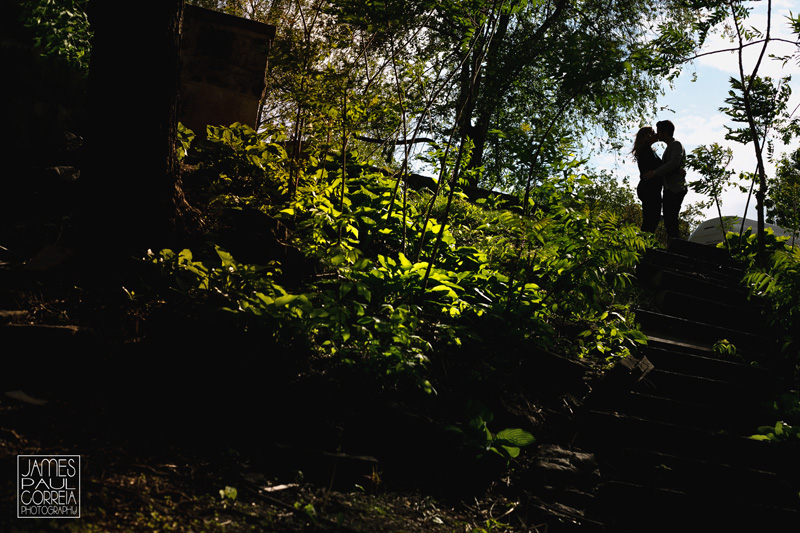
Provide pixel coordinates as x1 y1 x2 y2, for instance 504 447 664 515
632 126 656 158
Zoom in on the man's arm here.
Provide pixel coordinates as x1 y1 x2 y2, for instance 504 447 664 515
653 141 684 178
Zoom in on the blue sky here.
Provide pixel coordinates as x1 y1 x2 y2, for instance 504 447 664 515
591 0 800 226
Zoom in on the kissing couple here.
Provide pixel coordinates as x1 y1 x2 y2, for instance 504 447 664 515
632 120 687 241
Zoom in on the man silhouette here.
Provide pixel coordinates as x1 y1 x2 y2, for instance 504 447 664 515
645 120 686 240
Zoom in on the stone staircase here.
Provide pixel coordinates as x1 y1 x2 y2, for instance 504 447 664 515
3 237 798 531
579 239 800 532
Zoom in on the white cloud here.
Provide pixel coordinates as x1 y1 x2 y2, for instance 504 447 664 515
695 2 799 79
595 1 800 227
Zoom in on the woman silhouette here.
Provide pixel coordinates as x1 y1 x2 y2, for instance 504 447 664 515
632 126 663 233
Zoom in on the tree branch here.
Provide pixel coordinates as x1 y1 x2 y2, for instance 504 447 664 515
354 135 438 146
684 37 797 63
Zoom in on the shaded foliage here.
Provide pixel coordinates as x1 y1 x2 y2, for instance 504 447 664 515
18 0 92 72
151 123 650 395
767 148 800 237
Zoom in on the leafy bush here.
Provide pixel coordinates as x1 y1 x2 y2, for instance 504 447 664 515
741 244 800 357
750 421 800 443
154 123 651 393
726 226 794 270
727 226 800 456
445 400 536 465
713 339 738 359
749 391 800 444
20 0 92 72
726 227 800 362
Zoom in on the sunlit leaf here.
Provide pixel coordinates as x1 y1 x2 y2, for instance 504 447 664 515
495 428 536 447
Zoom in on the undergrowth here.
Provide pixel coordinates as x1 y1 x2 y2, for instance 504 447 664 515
143 122 651 474
726 229 800 450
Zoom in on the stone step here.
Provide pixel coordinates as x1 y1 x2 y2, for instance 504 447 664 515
646 268 758 310
632 368 751 407
644 333 719 355
654 289 766 333
590 479 800 532
587 240 800 532
639 248 745 287
635 308 773 355
641 340 768 383
581 410 785 472
640 347 776 397
597 448 797 509
590 391 771 435
0 309 28 324
667 238 734 264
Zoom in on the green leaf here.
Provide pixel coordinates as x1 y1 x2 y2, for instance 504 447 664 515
628 329 649 343
499 445 520 458
443 425 465 436
255 293 274 305
420 379 436 394
398 252 413 270
273 294 299 307
178 249 193 262
495 428 536 447
219 486 238 501
216 247 236 266
355 283 372 303
428 284 457 299
465 400 494 424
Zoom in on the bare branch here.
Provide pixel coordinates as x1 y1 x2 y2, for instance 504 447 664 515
354 135 438 146
681 37 797 65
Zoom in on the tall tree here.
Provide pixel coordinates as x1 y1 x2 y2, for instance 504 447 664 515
655 0 799 261
411 0 710 186
81 0 200 254
686 143 737 248
193 0 733 196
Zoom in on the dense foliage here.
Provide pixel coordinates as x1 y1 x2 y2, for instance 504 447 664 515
720 228 800 446
19 0 91 72
186 0 715 194
767 148 800 235
151 123 650 397
731 230 800 362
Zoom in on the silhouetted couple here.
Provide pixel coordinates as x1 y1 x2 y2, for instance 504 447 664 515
632 120 687 240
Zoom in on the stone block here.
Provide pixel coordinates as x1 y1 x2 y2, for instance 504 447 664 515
180 5 276 136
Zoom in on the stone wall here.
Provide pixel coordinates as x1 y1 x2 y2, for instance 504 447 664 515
180 5 276 137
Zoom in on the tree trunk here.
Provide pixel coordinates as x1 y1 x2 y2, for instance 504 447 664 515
81 0 201 254
466 10 512 177
457 0 571 183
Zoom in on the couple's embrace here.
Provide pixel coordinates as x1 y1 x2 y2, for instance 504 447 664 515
632 120 687 240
